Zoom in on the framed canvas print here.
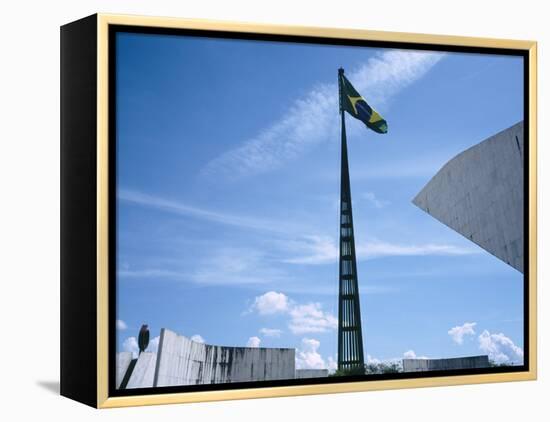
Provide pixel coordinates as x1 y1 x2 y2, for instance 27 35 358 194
60 13 537 408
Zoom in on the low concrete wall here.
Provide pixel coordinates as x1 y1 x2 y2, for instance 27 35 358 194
403 355 490 372
116 352 133 388
154 328 295 386
126 352 157 389
295 369 329 378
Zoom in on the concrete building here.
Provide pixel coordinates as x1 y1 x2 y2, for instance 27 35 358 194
403 355 490 372
116 351 133 389
117 328 297 389
413 121 524 273
126 352 157 389
154 329 296 387
295 369 329 378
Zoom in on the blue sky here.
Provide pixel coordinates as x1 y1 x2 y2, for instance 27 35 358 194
115 32 525 371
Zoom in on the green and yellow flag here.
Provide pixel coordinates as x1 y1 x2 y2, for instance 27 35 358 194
340 74 388 134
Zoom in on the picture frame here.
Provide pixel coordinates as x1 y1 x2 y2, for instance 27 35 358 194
60 13 537 408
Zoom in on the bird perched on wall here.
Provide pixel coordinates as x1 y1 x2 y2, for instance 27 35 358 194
138 324 150 355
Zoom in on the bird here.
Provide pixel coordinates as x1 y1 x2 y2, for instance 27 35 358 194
138 324 150 355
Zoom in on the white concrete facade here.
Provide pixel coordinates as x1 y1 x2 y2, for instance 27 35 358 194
413 121 524 273
115 352 133 388
126 352 157 389
295 369 329 378
403 355 490 372
153 329 296 387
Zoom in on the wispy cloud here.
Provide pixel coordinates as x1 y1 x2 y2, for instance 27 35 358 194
118 189 476 287
314 152 457 184
118 188 294 234
120 247 288 286
282 235 338 265
283 235 480 265
361 192 390 209
356 240 479 260
259 328 283 338
118 268 190 280
191 248 287 286
202 50 444 180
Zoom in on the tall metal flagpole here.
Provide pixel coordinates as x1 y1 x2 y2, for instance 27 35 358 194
337 68 365 373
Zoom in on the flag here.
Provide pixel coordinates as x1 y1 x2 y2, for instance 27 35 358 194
340 74 388 134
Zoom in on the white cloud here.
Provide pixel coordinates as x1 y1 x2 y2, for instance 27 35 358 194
295 338 326 370
147 336 160 353
192 248 287 286
248 292 337 335
478 330 524 364
448 322 477 345
122 337 139 358
120 247 289 287
202 50 444 180
259 328 283 337
327 356 338 373
122 335 159 358
250 291 290 315
288 303 338 334
361 192 389 209
191 334 205 343
403 350 429 360
357 241 478 260
283 235 338 265
366 354 381 365
117 268 190 280
247 336 261 348
118 188 293 234
403 350 417 359
116 319 128 330
285 235 479 265
315 152 457 184
365 354 421 372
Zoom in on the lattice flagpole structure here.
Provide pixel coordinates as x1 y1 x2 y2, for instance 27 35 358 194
337 68 365 373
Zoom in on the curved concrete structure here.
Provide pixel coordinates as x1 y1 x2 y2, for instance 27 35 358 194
413 121 524 273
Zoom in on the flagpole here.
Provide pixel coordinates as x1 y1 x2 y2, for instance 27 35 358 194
337 68 365 374
337 67 344 372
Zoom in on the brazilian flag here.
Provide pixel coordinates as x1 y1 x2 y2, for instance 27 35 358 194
340 74 388 134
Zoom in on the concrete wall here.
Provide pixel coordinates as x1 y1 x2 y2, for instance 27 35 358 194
295 369 329 378
403 355 490 372
154 329 296 386
126 352 157 389
116 352 133 388
413 121 524 273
